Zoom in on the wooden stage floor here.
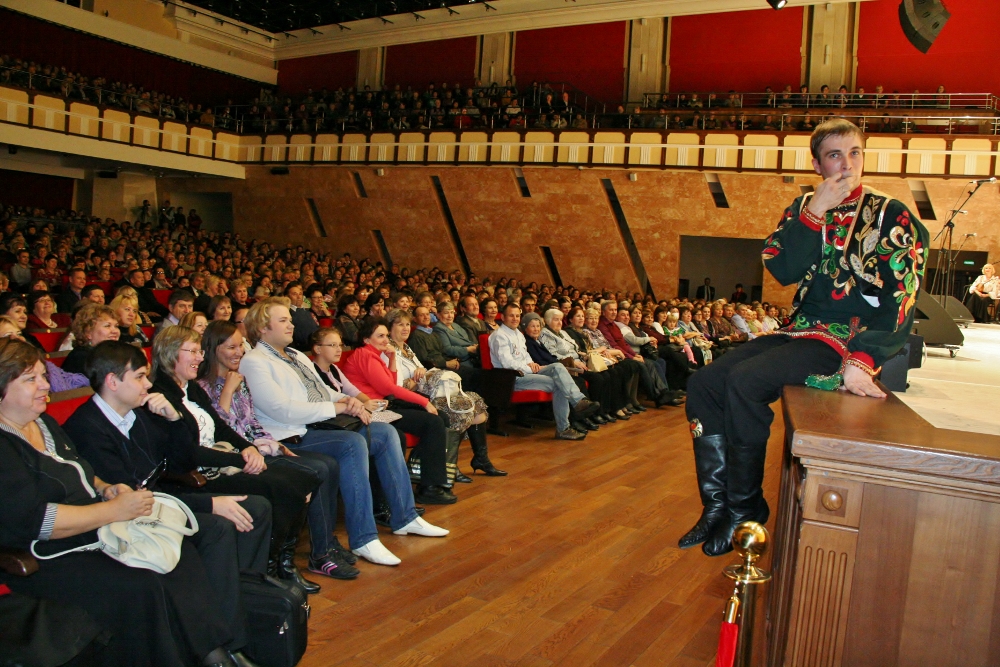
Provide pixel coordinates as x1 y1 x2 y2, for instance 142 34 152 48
294 403 785 667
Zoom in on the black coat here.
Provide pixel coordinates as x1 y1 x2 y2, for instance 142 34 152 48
150 374 254 471
63 397 213 513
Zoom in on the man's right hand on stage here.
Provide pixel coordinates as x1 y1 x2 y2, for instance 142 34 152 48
841 364 886 399
807 173 853 219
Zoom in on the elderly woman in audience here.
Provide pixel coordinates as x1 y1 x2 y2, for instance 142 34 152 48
149 325 321 590
965 263 998 323
196 320 359 581
480 297 500 332
207 295 233 322
521 312 601 433
336 294 363 348
0 316 89 392
26 290 59 330
383 310 503 476
0 337 247 667
541 308 632 423
706 302 738 349
433 301 479 368
110 293 149 347
62 304 121 374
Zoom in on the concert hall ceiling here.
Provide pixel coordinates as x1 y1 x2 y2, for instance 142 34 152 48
180 0 493 33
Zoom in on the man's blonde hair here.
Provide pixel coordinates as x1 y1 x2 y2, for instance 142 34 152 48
244 297 291 347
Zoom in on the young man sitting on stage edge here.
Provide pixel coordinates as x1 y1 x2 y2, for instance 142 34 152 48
680 118 929 556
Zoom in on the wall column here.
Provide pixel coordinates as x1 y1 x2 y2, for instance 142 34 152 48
357 46 385 90
478 32 514 86
804 2 859 92
625 18 667 104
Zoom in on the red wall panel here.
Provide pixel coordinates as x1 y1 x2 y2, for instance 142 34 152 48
0 169 74 212
0 8 261 105
669 8 804 93
514 23 627 104
383 37 478 91
857 0 1000 95
278 51 359 95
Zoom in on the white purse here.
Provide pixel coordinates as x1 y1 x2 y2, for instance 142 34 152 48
431 370 475 416
31 492 199 574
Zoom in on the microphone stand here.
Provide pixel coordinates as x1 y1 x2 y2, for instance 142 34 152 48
928 181 987 307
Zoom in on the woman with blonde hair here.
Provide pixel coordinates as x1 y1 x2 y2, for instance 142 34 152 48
179 311 209 335
110 293 149 346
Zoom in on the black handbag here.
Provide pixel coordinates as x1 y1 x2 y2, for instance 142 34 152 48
239 571 309 667
306 414 364 432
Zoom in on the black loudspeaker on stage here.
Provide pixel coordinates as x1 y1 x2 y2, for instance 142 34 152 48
881 334 924 393
898 0 951 53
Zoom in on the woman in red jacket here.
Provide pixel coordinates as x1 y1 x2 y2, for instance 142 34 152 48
340 318 455 506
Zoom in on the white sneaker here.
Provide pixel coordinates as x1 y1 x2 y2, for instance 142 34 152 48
351 539 401 566
393 515 449 537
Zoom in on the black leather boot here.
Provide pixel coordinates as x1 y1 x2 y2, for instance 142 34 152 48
678 434 728 549
277 510 321 594
468 423 507 476
702 438 770 557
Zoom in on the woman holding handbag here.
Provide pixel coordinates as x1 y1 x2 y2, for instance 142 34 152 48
385 310 504 477
0 338 242 667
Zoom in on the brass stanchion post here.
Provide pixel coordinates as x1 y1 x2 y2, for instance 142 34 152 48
722 521 772 667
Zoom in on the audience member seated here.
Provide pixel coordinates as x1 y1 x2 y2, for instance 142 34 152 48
111 293 149 346
148 325 321 591
26 290 59 330
0 316 89 392
238 298 447 566
335 294 363 349
56 268 88 314
196 321 359 581
179 311 209 336
156 290 195 335
433 301 479 368
63 340 273 667
126 268 168 320
291 285 329 351
0 294 43 351
597 300 681 408
382 310 503 477
539 308 634 425
62 304 120 374
488 302 601 441
340 317 456 501
207 295 233 323
0 338 245 667
965 263 997 323
408 306 464 372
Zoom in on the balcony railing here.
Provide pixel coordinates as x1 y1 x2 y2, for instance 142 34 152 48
2 85 998 180
641 91 1000 111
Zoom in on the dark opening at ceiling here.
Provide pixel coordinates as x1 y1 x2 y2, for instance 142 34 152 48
179 0 493 33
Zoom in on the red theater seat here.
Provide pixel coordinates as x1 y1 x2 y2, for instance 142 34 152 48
51 313 72 328
140 325 154 340
27 330 68 353
47 388 94 425
478 333 553 431
152 290 171 308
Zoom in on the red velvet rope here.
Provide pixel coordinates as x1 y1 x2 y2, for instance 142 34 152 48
716 620 738 667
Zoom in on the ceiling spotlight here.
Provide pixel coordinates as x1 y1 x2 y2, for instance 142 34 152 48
767 0 787 8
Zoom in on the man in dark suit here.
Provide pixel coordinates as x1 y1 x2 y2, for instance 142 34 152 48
695 278 715 301
408 306 461 371
64 341 271 667
56 268 88 314
730 283 749 304
456 295 489 344
128 268 168 319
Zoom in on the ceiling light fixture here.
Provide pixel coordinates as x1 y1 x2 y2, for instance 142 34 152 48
767 0 787 8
